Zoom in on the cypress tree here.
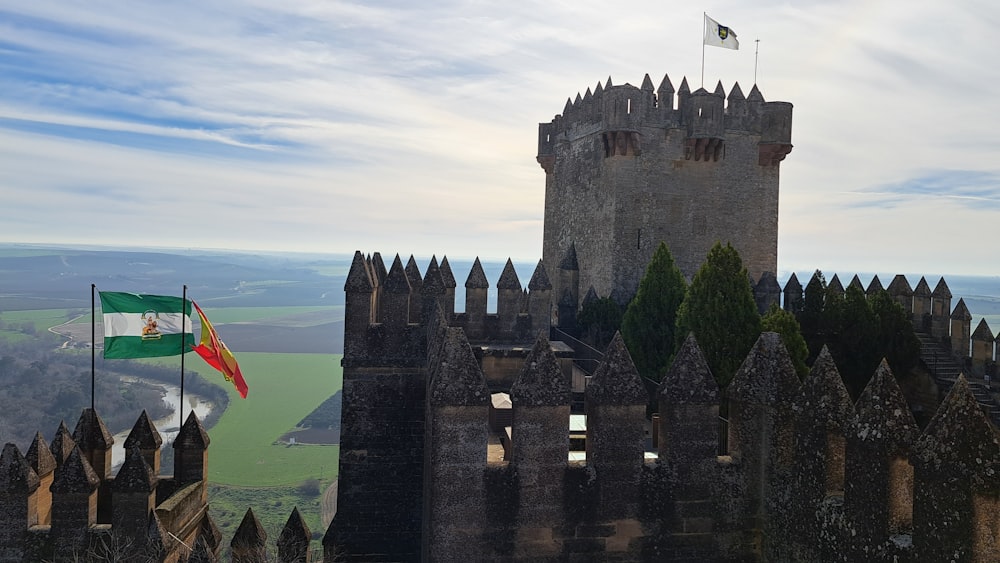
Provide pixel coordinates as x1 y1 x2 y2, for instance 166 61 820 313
620 242 687 381
676 242 761 386
761 303 809 379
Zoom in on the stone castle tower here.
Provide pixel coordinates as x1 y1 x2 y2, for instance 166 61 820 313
537 73 793 303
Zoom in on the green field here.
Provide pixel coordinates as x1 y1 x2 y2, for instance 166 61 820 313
204 352 342 485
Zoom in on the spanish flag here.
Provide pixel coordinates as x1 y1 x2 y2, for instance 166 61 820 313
191 301 249 398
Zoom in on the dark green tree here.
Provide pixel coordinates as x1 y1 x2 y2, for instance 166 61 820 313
676 242 761 386
870 291 921 378
761 303 809 379
620 242 688 381
826 285 880 397
577 297 623 351
799 270 827 361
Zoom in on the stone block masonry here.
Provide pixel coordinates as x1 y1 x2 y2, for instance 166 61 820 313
538 73 792 305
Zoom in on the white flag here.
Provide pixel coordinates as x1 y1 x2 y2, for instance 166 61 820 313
704 14 739 50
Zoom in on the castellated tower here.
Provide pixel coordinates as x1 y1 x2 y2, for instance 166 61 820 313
538 73 793 303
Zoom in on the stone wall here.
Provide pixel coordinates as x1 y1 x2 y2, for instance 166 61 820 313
539 74 792 304
331 253 1000 562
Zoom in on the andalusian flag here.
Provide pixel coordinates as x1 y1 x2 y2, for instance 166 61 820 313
191 301 249 398
99 292 194 359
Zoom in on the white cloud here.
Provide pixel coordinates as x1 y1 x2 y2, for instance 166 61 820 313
1 1 999 274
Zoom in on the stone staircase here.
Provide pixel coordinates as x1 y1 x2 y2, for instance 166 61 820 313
915 330 1000 428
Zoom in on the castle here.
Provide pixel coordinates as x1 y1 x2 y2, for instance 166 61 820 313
330 253 1000 562
537 74 792 303
4 71 1000 562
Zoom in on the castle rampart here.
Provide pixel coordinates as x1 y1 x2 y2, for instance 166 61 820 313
332 252 1000 562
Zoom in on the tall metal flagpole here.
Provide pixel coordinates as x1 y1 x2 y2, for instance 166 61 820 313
180 285 187 427
701 12 706 89
754 39 760 84
91 284 96 412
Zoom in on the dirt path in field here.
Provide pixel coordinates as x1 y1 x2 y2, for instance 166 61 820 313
48 314 88 348
321 480 338 528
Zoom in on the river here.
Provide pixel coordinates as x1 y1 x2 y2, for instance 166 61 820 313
110 377 213 469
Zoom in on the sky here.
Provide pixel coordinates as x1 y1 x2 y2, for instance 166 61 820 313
1 1 999 276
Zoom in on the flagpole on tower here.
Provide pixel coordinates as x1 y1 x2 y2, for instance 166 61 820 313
701 12 706 89
754 39 760 84
180 284 187 427
91 284 96 412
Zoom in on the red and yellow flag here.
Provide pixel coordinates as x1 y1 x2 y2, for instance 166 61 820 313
191 301 249 398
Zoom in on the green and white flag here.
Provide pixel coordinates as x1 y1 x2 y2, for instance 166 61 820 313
99 292 193 359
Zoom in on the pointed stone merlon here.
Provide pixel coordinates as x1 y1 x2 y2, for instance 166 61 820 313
370 252 387 320
439 256 457 319
173 411 210 492
496 258 523 334
123 410 163 475
912 276 932 321
971 318 994 377
758 101 793 166
887 274 914 313
50 446 100 558
111 446 158 541
726 333 800 523
71 408 114 481
50 421 76 471
585 333 647 519
71 407 114 523
793 347 855 500
425 328 490 561
464 257 489 339
754 271 781 314
657 334 720 468
783 273 803 312
951 298 973 358
510 334 570 528
420 256 447 326
278 507 312 562
404 255 423 324
231 507 267 563
26 432 55 526
844 360 919 542
930 277 952 339
344 250 374 359
0 443 40 556
378 254 411 330
912 375 1000 560
527 260 552 335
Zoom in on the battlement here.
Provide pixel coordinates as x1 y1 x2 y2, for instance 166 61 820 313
342 251 555 370
537 73 792 169
0 408 335 562
335 251 1000 561
337 273 1000 560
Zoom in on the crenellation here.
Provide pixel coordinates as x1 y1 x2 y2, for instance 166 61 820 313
845 360 919 559
913 375 1000 561
405 255 424 324
439 256 457 319
49 421 75 470
496 258 523 337
952 298 973 358
123 409 162 476
278 507 312 563
379 254 411 333
231 507 267 563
